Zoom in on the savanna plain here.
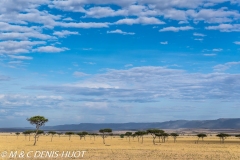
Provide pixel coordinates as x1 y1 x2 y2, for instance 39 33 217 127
1 133 240 160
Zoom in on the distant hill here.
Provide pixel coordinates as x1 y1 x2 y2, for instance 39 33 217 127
42 118 240 131
1 118 239 132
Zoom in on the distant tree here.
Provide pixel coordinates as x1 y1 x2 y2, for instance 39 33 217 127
235 134 240 139
109 133 113 139
27 115 48 145
23 130 34 141
170 133 179 143
82 131 88 140
125 132 132 142
93 133 98 141
197 133 207 143
155 132 167 143
89 133 98 140
65 132 75 140
134 131 147 143
132 133 136 140
216 133 231 143
57 132 62 138
120 134 124 138
15 132 20 139
48 131 57 142
134 131 141 142
140 131 147 143
76 132 88 140
36 130 44 141
99 128 112 144
147 129 164 144
160 132 169 143
22 131 28 140
76 132 83 140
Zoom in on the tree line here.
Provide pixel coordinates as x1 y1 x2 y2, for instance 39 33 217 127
22 115 240 145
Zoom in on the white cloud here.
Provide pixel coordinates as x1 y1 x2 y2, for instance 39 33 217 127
0 32 52 40
107 29 135 35
53 30 79 37
206 24 240 32
33 46 68 53
28 66 240 101
82 48 93 51
234 41 240 45
56 22 109 28
124 64 133 67
203 54 216 56
73 71 89 77
188 8 240 23
0 75 10 81
8 61 23 64
193 33 206 37
84 62 95 65
83 6 126 18
0 22 35 32
194 38 203 41
160 41 168 45
0 94 64 107
212 48 223 52
8 55 33 60
84 102 108 109
50 0 136 10
159 26 194 32
0 41 45 54
161 8 188 21
116 17 165 25
62 17 74 21
178 21 189 24
213 61 240 72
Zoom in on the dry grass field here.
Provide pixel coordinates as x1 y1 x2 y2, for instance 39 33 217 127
1 133 240 160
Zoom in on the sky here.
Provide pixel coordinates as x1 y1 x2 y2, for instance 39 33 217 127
0 0 240 127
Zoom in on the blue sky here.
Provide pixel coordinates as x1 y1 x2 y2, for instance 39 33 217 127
0 0 240 127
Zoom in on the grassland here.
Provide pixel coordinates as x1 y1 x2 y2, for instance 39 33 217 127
0 133 240 160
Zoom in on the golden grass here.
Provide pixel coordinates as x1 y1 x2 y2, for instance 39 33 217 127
0 134 240 160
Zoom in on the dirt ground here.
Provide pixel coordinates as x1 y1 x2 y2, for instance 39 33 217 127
0 133 240 160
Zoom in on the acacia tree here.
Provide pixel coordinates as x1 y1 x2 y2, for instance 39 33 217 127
120 134 124 138
132 133 136 140
125 132 132 142
89 133 98 141
57 132 62 138
48 131 57 142
65 132 75 140
76 132 83 140
147 129 164 145
27 116 48 145
140 131 147 143
170 133 179 143
161 133 169 143
235 134 240 139
35 130 44 141
15 132 20 139
197 133 207 143
76 132 88 140
135 131 146 143
155 130 168 143
216 133 230 143
99 128 112 144
134 131 141 142
82 131 88 140
109 133 113 139
23 130 34 141
22 131 28 140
